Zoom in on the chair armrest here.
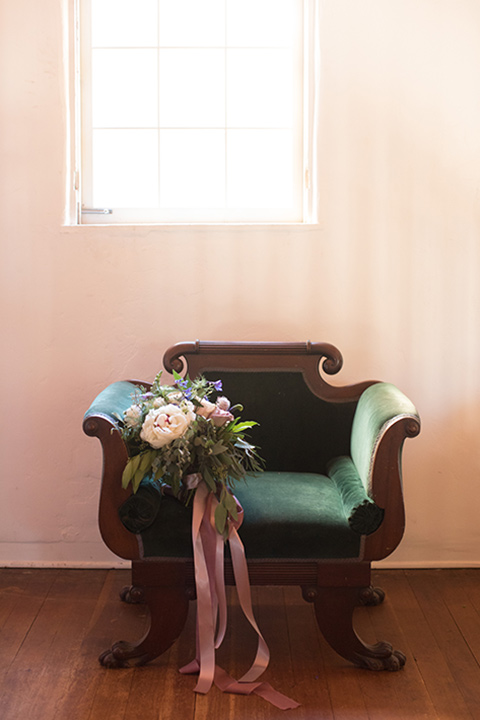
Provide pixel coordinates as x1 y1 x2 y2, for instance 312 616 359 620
83 381 143 560
83 381 140 426
327 456 384 534
350 382 421 560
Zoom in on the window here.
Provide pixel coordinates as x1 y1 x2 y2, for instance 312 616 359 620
77 0 313 224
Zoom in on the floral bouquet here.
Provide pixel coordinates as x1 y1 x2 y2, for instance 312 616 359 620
115 372 297 709
117 371 263 534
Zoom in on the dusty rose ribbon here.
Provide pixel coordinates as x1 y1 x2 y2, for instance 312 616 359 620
179 481 299 710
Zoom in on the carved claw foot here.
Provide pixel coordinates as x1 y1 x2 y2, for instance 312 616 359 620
305 585 407 672
119 585 145 604
358 585 385 606
99 641 151 668
353 643 406 671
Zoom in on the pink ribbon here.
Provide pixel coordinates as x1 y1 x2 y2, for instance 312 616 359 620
179 481 299 711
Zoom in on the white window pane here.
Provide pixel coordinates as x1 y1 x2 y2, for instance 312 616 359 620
159 0 225 47
92 0 158 47
227 130 293 208
227 0 296 47
92 129 159 207
160 130 225 208
92 49 158 128
227 49 293 128
160 50 225 128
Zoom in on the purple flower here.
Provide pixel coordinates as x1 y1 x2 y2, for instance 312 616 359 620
213 380 223 392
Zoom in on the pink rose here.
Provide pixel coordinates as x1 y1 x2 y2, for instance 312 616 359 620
196 398 217 419
209 406 234 426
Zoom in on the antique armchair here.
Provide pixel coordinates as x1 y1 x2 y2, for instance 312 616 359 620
83 341 420 672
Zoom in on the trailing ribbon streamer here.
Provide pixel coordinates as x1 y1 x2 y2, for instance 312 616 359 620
179 481 299 710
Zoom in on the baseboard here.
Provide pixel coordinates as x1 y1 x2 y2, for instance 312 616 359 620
1 559 479 570
0 559 131 569
373 559 480 569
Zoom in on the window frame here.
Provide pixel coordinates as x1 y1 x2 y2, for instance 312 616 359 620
70 0 318 226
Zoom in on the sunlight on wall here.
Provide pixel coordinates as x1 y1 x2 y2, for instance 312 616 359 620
1 0 480 566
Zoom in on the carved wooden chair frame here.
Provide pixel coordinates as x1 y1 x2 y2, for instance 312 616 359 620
83 341 420 671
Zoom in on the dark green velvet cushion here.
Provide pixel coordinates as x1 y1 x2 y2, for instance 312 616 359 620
118 477 163 533
133 472 362 560
327 456 384 534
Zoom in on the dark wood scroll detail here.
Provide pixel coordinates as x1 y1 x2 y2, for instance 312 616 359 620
99 563 190 668
119 585 145 604
82 416 140 560
303 586 405 671
163 340 343 374
99 586 190 668
163 340 375 403
358 586 386 606
364 414 421 562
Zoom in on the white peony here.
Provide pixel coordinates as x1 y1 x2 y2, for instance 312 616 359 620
140 403 195 448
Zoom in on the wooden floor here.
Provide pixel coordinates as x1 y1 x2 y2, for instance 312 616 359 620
1 569 480 719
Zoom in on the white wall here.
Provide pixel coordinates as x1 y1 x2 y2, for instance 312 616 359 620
1 0 480 568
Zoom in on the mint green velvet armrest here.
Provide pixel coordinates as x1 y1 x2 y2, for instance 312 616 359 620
84 381 139 426
351 382 419 496
327 456 384 534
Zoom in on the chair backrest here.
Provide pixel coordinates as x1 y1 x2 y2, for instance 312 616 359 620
205 369 357 474
163 341 376 475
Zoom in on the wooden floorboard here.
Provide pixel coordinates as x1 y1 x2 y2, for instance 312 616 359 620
1 568 479 719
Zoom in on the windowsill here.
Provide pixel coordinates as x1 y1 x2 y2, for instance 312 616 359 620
61 220 322 232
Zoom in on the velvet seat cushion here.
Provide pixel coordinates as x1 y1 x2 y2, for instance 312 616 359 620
127 472 363 560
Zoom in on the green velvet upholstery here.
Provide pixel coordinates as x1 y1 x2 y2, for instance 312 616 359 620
86 377 416 561
118 477 163 534
85 380 138 422
204 371 356 474
133 472 362 560
350 382 418 494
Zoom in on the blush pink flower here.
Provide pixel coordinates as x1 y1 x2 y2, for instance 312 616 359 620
209 406 234 426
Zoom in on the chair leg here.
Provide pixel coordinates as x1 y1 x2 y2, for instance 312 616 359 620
303 586 405 671
99 584 190 668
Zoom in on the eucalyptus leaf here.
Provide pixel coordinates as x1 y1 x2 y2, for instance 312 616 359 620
215 502 228 535
121 453 141 489
202 466 216 492
139 450 155 475
223 491 238 521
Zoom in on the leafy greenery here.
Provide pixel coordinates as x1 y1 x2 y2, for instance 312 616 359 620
117 372 263 534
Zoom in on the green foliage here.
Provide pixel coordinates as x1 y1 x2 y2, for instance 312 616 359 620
117 373 263 535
